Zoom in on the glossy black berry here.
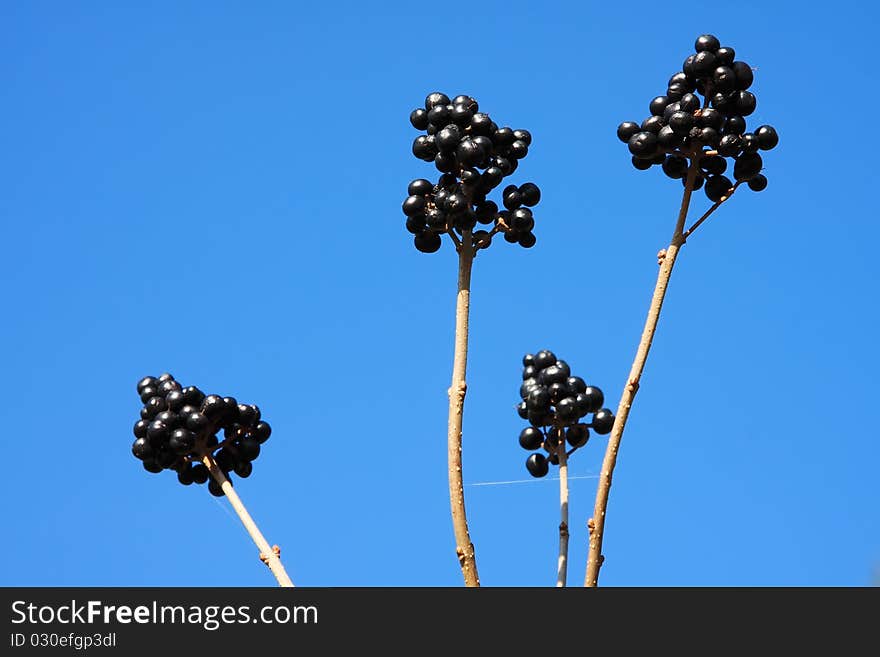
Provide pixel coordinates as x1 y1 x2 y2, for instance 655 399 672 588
740 133 760 153
519 426 544 451
143 459 163 474
508 140 529 160
237 437 261 461
520 377 539 400
234 461 253 478
592 408 615 435
747 174 768 191
158 379 181 396
412 135 436 161
566 424 589 448
755 125 779 150
410 108 429 130
699 154 727 175
628 131 658 158
723 115 746 135
692 51 717 77
649 96 670 116
695 34 721 52
715 46 735 65
668 111 693 136
526 453 549 478
518 183 540 207
408 179 433 197
582 386 604 414
137 376 158 395
155 410 180 429
662 155 688 179
734 90 757 116
733 153 763 181
177 466 195 486
469 113 493 137
556 397 579 423
169 428 196 455
510 208 534 232
253 421 272 444
712 66 737 93
133 419 149 439
705 175 734 202
548 382 568 404
641 115 663 135
132 437 152 460
717 134 742 157
617 121 641 143
566 376 587 395
527 387 551 413
534 350 556 369
731 62 753 90
414 231 442 253
201 395 225 421
146 420 169 443
502 188 522 211
402 195 426 217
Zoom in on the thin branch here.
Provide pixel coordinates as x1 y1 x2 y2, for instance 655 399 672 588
447 229 462 250
682 181 744 241
201 453 295 587
556 442 570 587
447 229 480 586
584 160 699 587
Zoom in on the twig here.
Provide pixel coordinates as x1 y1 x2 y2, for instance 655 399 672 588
447 229 480 586
682 181 744 241
447 229 462 251
584 160 699 587
556 442 570 587
201 453 295 587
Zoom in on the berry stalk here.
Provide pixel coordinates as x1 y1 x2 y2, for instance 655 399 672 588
447 230 480 587
585 162 698 587
201 453 295 587
556 442 569 587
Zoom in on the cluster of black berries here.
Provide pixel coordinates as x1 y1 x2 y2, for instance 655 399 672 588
131 373 272 496
516 351 614 478
405 92 541 253
617 34 779 202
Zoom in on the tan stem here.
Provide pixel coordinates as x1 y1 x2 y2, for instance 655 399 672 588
447 230 480 587
201 453 295 587
584 162 698 587
556 442 569 587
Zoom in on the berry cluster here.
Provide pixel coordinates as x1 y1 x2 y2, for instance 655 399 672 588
516 351 614 478
131 373 272 496
405 92 541 253
617 34 779 202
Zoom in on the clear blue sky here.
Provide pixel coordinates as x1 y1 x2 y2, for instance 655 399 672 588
1 1 877 587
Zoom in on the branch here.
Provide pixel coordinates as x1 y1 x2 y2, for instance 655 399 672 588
682 181 744 241
556 441 569 587
201 453 295 587
584 160 699 587
447 229 480 586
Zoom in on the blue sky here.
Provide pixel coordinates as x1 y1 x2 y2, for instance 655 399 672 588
1 1 877 587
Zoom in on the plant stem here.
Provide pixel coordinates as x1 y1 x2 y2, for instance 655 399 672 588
201 453 295 587
584 162 698 587
447 229 480 587
556 442 569 587
682 181 744 241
